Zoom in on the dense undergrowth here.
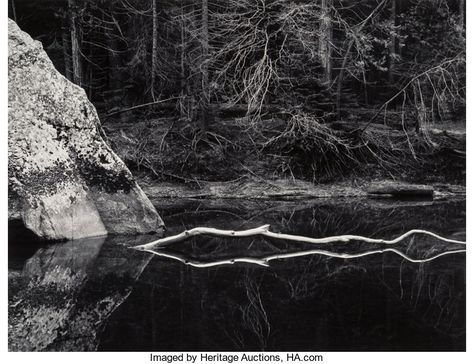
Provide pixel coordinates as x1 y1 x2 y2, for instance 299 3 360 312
105 109 465 186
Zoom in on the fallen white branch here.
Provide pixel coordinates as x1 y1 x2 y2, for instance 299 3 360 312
136 225 272 249
135 225 466 251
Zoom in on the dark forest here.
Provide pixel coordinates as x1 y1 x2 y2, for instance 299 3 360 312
9 0 466 184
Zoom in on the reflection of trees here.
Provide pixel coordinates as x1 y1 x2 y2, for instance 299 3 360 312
199 268 273 351
130 227 463 350
239 272 271 350
9 199 464 351
8 235 154 351
395 255 465 337
99 245 464 350
117 199 464 350
160 199 465 243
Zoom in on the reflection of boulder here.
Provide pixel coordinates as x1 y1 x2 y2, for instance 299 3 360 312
8 235 153 351
8 19 163 240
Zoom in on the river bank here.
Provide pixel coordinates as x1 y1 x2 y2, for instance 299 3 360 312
139 177 465 205
106 116 466 203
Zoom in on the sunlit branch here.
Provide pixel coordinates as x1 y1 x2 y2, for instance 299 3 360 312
135 224 466 250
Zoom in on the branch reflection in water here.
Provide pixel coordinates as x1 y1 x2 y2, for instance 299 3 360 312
134 225 465 268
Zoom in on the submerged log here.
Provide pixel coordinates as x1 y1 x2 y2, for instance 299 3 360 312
367 182 434 198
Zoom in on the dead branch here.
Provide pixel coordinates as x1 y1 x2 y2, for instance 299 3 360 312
360 54 465 134
106 96 180 117
135 224 466 250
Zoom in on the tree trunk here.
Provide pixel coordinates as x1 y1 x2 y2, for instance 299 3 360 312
459 0 465 31
388 0 398 83
200 0 210 130
11 0 17 22
319 0 332 84
61 14 72 81
180 0 187 119
68 0 82 86
335 0 386 118
151 0 158 101
105 5 121 93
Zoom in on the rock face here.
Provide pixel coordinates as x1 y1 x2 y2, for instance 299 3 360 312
8 19 164 240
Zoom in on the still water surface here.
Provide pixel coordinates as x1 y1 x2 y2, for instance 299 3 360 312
8 198 466 351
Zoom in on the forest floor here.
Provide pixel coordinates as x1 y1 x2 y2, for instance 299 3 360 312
103 115 466 201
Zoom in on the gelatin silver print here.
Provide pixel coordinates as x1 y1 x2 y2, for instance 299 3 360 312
8 0 466 352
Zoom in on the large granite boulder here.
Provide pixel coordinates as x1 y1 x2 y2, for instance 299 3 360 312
8 19 164 240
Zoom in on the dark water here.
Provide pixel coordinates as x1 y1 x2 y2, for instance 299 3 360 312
8 198 466 351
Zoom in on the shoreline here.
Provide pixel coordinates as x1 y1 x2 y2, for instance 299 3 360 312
141 177 465 202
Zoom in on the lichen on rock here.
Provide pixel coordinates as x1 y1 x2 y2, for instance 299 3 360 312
8 19 164 240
